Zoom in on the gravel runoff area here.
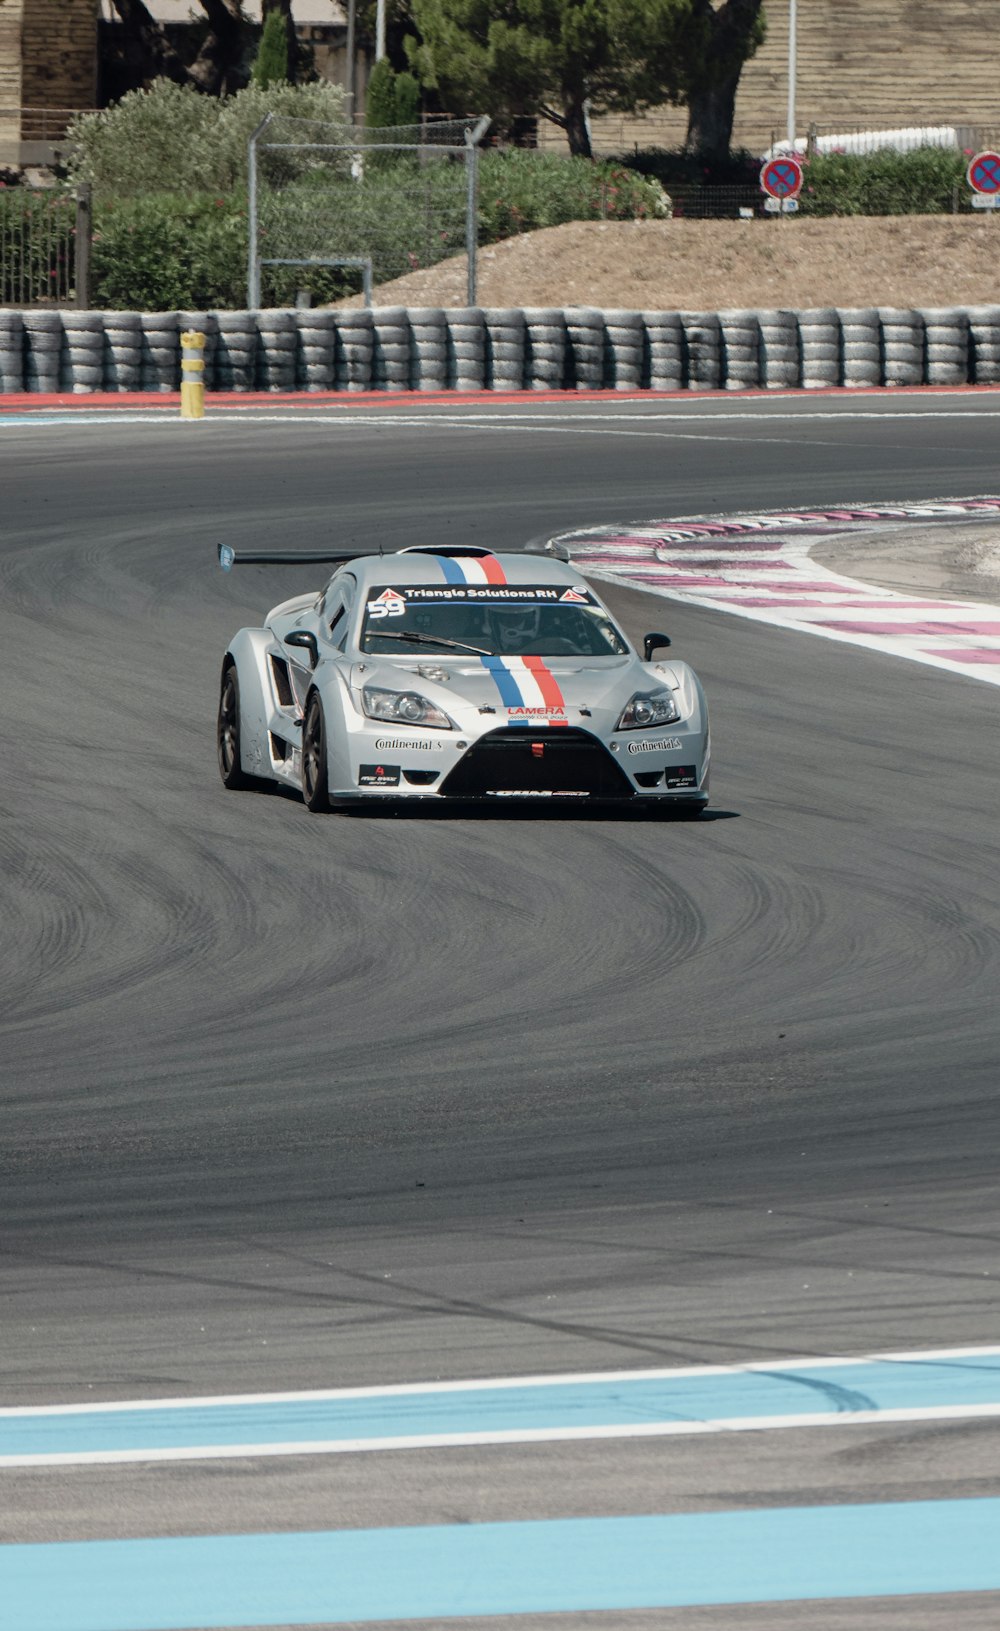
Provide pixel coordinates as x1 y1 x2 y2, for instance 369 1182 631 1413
341 216 1000 312
816 523 1000 604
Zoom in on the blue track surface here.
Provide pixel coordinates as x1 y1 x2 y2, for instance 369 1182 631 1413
4 1352 1000 1460
4 1499 1000 1630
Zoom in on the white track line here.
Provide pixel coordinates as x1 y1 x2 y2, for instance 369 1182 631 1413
3 1342 999 1419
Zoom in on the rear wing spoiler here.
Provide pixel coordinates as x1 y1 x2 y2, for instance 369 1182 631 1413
217 540 571 571
218 545 363 571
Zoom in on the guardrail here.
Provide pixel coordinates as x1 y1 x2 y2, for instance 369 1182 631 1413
0 305 998 393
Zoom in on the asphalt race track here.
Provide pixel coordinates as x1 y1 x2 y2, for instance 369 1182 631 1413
3 393 1000 1627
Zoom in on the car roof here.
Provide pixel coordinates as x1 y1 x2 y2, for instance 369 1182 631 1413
344 550 581 589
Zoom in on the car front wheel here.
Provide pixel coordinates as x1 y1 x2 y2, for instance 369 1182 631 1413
218 663 268 791
302 692 332 813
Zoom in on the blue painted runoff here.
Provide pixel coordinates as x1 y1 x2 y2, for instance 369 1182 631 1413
3 1499 1000 1630
3 1352 1000 1459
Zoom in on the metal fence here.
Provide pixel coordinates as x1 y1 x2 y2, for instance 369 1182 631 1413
0 184 89 307
248 113 490 309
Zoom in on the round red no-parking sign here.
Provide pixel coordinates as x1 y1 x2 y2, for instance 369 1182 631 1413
968 151 1000 194
760 156 803 200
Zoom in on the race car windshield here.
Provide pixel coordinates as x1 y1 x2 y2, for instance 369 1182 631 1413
361 586 629 658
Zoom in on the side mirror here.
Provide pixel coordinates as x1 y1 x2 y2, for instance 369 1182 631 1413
643 632 672 660
286 629 319 670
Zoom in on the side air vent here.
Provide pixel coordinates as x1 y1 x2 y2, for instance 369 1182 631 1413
270 654 294 707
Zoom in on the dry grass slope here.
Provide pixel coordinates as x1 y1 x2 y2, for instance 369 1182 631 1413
346 217 1000 312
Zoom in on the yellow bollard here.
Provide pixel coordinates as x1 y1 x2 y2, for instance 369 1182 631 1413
180 329 206 419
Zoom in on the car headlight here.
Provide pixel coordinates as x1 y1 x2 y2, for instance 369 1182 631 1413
616 690 681 730
362 686 454 730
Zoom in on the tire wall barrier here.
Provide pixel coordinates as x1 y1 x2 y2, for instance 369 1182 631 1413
1 307 997 393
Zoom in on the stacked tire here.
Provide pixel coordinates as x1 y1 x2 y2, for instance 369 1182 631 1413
798 307 841 389
371 306 410 392
921 307 969 387
213 312 257 392
719 309 760 391
61 312 105 393
256 309 297 392
293 309 336 392
643 312 685 391
602 309 644 390
408 307 448 392
680 312 722 391
140 311 180 392
563 308 604 391
445 308 486 392
523 308 565 391
879 308 925 388
484 308 525 391
839 307 881 388
22 310 62 393
335 309 374 391
0 311 24 392
758 309 801 389
966 305 1000 386
102 311 143 392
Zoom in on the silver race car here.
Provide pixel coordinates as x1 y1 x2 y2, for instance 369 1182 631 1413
216 544 710 813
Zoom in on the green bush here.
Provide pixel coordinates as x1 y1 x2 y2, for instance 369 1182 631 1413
612 147 761 190
83 143 667 308
478 150 669 239
92 193 249 309
796 145 968 216
67 78 347 196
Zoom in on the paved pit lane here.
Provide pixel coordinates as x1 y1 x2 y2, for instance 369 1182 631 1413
2 393 1000 1625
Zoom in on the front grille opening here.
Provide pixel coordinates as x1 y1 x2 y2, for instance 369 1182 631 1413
403 770 440 786
633 770 663 788
442 729 634 799
269 732 290 763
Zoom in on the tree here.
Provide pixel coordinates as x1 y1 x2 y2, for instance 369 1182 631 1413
406 0 690 158
679 0 766 160
252 9 290 87
106 0 251 97
366 59 422 127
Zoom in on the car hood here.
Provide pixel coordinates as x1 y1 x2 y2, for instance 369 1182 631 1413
349 654 690 732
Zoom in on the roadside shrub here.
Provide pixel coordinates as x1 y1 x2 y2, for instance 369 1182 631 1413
82 143 668 308
478 150 669 239
66 78 347 196
613 147 761 191
796 145 968 215
92 193 249 309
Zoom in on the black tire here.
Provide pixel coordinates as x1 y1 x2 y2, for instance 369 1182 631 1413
217 663 267 791
302 691 332 813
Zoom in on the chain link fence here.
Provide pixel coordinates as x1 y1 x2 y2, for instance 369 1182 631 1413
248 113 489 308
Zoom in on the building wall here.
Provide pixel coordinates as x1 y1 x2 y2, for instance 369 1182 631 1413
0 0 97 166
577 0 1000 155
20 0 97 114
0 0 26 164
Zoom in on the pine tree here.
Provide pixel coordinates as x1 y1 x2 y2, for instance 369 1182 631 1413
252 10 289 88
